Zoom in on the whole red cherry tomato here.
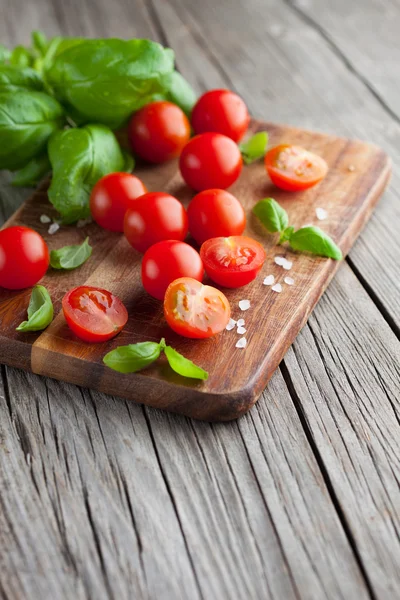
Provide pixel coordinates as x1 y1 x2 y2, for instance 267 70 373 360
164 277 231 339
265 144 328 192
90 172 147 232
128 101 191 163
62 286 128 343
191 89 250 142
0 226 49 290
124 192 188 253
187 189 246 245
141 240 204 300
179 133 242 191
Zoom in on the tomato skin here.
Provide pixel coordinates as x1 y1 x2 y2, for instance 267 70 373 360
188 189 246 245
265 144 328 192
191 89 250 142
90 172 147 232
62 286 128 343
128 101 191 163
200 236 266 288
164 277 231 339
142 240 204 301
179 133 242 191
0 226 49 290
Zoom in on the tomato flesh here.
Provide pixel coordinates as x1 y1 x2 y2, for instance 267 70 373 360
191 89 250 142
265 144 328 191
164 277 231 339
201 236 266 288
62 286 128 343
187 189 246 245
0 226 49 290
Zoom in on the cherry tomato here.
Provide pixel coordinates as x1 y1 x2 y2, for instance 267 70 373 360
265 144 328 192
200 236 265 288
0 226 49 290
90 172 147 232
124 192 188 253
164 277 230 339
187 189 246 245
128 101 191 163
62 286 128 343
142 240 204 301
191 89 250 142
179 132 242 191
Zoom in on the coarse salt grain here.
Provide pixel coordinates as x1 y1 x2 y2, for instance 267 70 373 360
236 337 247 349
226 318 237 331
282 259 292 271
40 214 51 224
284 276 295 285
263 274 275 286
48 222 60 235
274 256 286 266
237 326 246 335
272 283 282 293
239 299 250 311
237 318 245 327
316 207 328 221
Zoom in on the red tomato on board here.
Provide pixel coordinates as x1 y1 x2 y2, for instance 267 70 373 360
200 236 266 288
187 189 246 245
191 89 250 142
90 172 147 232
179 132 242 191
124 192 188 253
0 226 49 290
62 286 128 343
164 277 231 339
128 101 191 163
265 144 328 192
141 240 204 301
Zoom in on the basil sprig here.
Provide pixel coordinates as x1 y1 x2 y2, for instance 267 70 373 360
253 197 342 260
239 132 268 165
16 285 54 332
104 338 209 380
50 237 92 270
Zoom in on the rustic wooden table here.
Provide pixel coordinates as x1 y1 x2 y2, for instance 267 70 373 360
1 0 399 598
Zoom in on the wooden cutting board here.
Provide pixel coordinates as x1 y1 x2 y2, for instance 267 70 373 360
0 120 391 421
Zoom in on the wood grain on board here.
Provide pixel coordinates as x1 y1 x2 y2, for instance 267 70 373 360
0 120 391 420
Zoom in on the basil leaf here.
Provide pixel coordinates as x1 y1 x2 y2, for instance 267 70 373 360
0 44 11 64
279 226 295 244
12 153 51 187
164 345 208 380
48 124 126 223
45 38 175 129
50 237 92 270
122 150 135 173
16 285 54 332
10 46 33 68
103 342 162 374
159 70 196 116
0 65 44 92
253 197 289 233
32 31 48 56
239 132 268 165
289 226 343 260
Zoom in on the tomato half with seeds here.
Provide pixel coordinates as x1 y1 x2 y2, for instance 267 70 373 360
164 277 231 339
265 144 328 192
200 236 265 288
62 286 128 343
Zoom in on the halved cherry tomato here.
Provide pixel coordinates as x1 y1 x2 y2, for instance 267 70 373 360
142 240 204 300
187 189 246 245
124 192 188 253
191 89 250 142
200 236 265 288
62 286 128 343
0 226 49 290
265 144 328 192
90 172 147 232
179 132 242 191
164 277 231 339
128 101 191 163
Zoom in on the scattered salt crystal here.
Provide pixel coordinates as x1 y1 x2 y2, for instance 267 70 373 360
274 256 286 266
236 337 247 349
263 275 275 286
272 283 282 293
284 276 295 286
48 222 60 235
348 164 355 172
282 259 292 271
237 326 246 335
239 299 251 311
77 217 93 228
226 318 237 331
40 214 51 224
316 207 328 221
237 318 245 327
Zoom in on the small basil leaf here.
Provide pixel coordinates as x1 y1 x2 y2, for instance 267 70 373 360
239 132 268 165
279 226 295 244
32 31 48 56
50 237 92 270
289 227 343 260
0 65 44 92
253 197 289 233
10 46 33 68
12 153 51 187
0 44 11 63
103 342 161 374
16 285 54 332
164 345 208 381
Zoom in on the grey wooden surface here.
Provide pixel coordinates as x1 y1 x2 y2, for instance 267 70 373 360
1 0 400 598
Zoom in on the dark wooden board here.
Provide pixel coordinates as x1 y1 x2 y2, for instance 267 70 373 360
0 120 391 421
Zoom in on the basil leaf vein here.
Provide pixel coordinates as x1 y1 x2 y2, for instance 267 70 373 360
16 285 54 332
50 237 92 270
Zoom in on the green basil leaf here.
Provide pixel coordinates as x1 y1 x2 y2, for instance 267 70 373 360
122 150 135 173
103 342 162 374
279 226 295 244
32 31 48 56
0 44 11 64
10 46 34 68
11 152 51 187
253 197 289 233
289 226 343 260
0 65 44 92
16 285 54 332
164 345 208 380
50 237 92 270
158 70 197 116
48 124 126 223
239 131 268 165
